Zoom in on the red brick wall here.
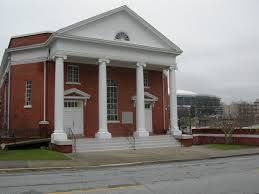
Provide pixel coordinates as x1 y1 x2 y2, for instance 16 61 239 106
192 128 259 135
7 62 169 138
193 135 259 146
8 33 52 48
9 63 44 129
46 61 55 131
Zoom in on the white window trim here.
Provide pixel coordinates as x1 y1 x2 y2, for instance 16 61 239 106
65 81 81 85
107 120 120 123
67 64 80 84
144 70 149 88
24 80 32 108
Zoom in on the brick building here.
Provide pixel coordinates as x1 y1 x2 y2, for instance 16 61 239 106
0 6 183 148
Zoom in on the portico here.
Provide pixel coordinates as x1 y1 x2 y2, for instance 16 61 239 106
51 54 181 143
48 5 183 143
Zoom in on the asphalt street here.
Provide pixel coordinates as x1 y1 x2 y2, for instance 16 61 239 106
1 155 259 194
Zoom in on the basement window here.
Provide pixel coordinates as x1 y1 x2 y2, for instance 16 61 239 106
24 80 32 108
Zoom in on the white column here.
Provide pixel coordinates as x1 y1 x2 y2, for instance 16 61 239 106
95 58 111 139
51 56 68 143
169 65 182 136
134 62 149 137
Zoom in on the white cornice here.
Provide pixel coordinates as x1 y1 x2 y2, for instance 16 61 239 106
10 57 48 65
10 31 53 39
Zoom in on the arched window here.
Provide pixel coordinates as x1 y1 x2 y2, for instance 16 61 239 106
107 80 118 121
115 32 130 41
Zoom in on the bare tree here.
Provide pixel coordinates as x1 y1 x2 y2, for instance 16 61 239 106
218 118 240 144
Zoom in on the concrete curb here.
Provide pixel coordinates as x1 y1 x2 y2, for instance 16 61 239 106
0 152 259 173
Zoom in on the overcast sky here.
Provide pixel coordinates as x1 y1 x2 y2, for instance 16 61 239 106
0 0 258 104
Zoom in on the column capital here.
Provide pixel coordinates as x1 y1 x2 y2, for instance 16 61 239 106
98 58 110 64
169 64 178 71
136 62 146 68
52 55 67 60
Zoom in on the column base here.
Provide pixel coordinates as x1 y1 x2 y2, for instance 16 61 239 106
51 140 73 153
181 135 193 147
39 121 50 138
173 129 182 136
169 127 182 137
51 131 68 143
95 130 112 139
134 129 149 137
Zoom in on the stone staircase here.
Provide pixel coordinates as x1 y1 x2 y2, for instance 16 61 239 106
75 135 181 153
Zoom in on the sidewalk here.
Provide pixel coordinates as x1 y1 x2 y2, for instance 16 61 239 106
1 145 259 172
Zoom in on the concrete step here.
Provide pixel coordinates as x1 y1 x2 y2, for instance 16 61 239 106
74 135 180 152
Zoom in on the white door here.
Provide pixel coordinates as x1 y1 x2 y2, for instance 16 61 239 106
64 100 84 135
145 103 153 133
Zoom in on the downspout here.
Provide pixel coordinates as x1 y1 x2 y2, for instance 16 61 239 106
39 49 49 125
43 61 47 121
7 62 10 130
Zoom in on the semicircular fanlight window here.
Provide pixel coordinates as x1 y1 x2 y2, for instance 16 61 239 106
115 32 130 41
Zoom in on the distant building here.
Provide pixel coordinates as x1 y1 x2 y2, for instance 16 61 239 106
254 99 259 122
177 90 223 118
224 100 259 127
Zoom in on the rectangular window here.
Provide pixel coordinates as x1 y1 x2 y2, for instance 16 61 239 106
107 80 118 121
25 80 32 107
144 71 149 87
64 100 81 108
145 103 151 109
67 64 79 83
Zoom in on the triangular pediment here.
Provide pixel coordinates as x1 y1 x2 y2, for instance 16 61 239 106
56 6 182 52
64 88 91 99
132 92 158 101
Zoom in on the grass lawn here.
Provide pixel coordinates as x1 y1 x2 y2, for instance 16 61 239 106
207 144 256 150
0 149 70 160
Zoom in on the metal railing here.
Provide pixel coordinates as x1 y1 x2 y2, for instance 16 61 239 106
127 128 136 150
66 128 77 153
0 128 52 143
